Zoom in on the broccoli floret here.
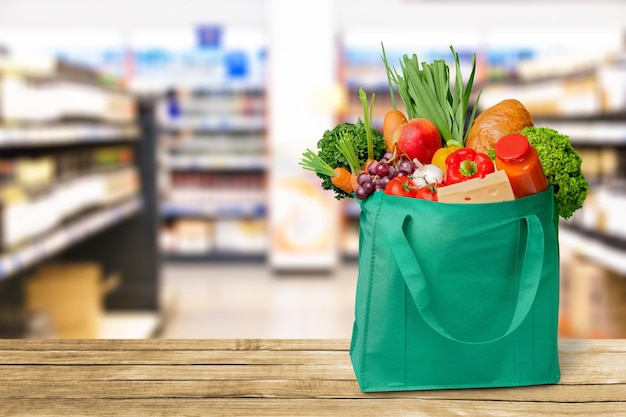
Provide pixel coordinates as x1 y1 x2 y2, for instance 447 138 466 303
521 126 589 219
316 120 386 199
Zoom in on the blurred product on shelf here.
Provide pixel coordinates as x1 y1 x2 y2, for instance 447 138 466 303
578 147 620 181
0 147 140 251
560 249 626 338
566 180 626 240
161 218 267 258
479 51 626 118
24 262 118 339
163 172 265 216
161 219 215 255
158 89 265 133
0 66 135 124
215 218 267 254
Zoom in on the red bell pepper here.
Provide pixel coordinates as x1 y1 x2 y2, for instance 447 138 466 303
444 148 495 185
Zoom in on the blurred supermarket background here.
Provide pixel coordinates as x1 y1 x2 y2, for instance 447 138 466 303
0 0 625 339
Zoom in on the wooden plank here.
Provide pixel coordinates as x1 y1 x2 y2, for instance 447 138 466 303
0 349 350 366
559 338 626 354
0 364 357 382
0 348 624 385
0 339 350 351
0 338 621 353
0 379 625 403
1 399 625 417
0 348 624 384
559 351 626 384
0 339 623 364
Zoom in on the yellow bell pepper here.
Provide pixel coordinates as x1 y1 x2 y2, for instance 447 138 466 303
431 146 459 174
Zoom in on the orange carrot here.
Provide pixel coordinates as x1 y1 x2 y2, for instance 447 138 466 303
331 167 355 194
300 149 356 197
350 172 360 193
381 43 408 152
383 109 407 151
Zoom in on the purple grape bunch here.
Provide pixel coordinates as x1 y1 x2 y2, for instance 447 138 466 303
354 151 417 200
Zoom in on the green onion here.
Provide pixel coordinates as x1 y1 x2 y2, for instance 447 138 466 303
383 45 481 148
299 149 336 176
449 46 482 144
380 42 396 110
358 88 375 161
336 132 362 174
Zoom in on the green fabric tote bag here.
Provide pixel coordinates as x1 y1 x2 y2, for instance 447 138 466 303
350 187 561 392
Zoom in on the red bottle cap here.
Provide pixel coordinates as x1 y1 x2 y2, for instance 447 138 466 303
495 133 530 163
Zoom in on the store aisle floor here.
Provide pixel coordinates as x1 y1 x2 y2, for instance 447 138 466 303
158 262 358 339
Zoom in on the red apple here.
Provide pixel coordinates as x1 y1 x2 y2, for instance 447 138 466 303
393 118 442 164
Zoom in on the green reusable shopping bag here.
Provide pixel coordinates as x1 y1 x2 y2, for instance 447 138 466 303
350 187 561 392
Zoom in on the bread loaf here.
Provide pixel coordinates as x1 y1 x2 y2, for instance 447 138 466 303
465 99 534 154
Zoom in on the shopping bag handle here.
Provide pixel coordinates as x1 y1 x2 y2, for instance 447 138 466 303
388 214 544 345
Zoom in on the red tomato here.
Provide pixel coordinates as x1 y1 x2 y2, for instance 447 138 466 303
414 185 438 201
384 177 416 198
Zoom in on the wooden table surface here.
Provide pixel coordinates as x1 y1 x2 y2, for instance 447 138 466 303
0 338 624 416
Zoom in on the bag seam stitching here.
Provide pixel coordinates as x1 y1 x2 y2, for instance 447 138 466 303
514 218 521 385
360 195 383 380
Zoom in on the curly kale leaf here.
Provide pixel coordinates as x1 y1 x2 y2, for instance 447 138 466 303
521 126 589 219
316 120 386 199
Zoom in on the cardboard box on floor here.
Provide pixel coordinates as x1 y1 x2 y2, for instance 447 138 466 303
24 262 119 339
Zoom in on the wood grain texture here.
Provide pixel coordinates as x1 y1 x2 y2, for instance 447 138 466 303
3 399 626 417
0 338 623 417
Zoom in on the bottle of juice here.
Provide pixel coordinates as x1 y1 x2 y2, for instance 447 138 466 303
495 133 548 199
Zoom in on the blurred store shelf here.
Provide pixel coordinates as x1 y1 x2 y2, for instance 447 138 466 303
559 226 626 276
0 124 140 147
164 154 267 172
0 47 160 331
542 121 626 146
0 196 142 280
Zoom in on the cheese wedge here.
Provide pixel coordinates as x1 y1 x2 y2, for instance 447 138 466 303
437 170 515 204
